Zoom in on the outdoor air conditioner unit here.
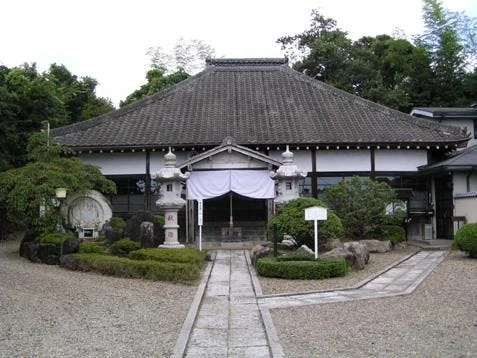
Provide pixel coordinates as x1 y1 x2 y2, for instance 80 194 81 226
424 224 433 241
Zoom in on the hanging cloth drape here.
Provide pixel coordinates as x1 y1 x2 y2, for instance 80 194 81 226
187 170 275 200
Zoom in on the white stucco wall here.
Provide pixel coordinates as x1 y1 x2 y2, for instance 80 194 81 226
453 172 477 194
269 150 312 173
150 151 188 174
80 152 146 175
374 150 427 171
316 150 371 172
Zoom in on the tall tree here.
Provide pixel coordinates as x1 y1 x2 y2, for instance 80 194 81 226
0 132 116 233
120 66 189 107
416 0 471 106
0 63 114 171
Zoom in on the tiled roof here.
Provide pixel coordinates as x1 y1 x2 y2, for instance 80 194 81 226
420 144 477 171
52 58 469 150
412 106 477 119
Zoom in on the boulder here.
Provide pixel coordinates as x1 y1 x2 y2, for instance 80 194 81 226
61 236 80 255
103 226 122 245
324 238 343 250
20 241 40 263
322 241 369 270
280 235 297 250
250 243 271 265
38 244 59 265
296 244 315 258
343 241 370 268
139 221 155 248
360 239 392 253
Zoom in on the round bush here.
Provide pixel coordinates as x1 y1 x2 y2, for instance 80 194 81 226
380 225 406 245
269 198 343 248
454 223 477 258
110 238 141 256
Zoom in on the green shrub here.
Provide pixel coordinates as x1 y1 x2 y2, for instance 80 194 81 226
38 232 71 245
110 238 141 256
154 214 165 226
129 248 206 265
269 198 343 248
107 216 127 231
62 253 201 282
256 257 348 279
454 223 477 258
323 177 401 239
380 225 406 245
79 241 108 254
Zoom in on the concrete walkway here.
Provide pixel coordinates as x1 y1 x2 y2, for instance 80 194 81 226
183 250 272 357
258 250 448 309
174 249 448 357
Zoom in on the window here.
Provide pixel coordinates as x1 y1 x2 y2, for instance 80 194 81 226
285 181 292 190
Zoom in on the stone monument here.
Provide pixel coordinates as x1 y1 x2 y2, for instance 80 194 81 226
270 145 307 205
153 148 189 248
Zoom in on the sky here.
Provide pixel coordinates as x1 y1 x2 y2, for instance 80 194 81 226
1 0 476 107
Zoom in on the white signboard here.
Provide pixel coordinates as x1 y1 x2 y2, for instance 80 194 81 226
305 206 327 221
197 199 203 226
304 206 328 259
197 199 203 251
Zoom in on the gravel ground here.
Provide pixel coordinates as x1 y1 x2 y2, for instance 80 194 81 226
0 239 197 358
270 250 477 357
259 246 420 295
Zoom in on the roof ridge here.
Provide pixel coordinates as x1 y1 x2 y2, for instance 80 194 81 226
206 58 288 66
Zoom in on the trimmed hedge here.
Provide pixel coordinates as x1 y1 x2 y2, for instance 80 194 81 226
454 223 477 258
110 238 141 256
79 241 108 254
62 253 201 282
256 257 348 279
129 248 206 265
38 232 72 245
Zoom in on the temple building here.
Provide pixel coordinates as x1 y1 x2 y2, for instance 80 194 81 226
52 58 469 244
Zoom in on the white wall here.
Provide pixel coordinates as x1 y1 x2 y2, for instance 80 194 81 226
316 150 371 172
375 150 427 172
150 151 189 174
80 152 146 175
269 150 312 173
455 197 477 223
453 172 477 194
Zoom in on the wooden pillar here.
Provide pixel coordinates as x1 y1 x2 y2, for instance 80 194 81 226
311 147 318 198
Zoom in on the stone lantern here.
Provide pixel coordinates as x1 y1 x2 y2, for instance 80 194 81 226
153 148 189 248
270 145 307 205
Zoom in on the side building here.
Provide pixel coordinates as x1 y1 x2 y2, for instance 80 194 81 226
52 58 469 244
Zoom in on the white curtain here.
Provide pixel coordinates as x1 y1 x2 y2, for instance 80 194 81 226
187 170 275 200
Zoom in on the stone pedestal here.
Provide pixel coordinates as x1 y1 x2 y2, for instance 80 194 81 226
160 209 184 248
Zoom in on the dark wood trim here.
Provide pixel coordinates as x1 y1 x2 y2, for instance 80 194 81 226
311 147 318 198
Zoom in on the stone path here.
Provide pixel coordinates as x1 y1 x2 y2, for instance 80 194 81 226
174 249 448 358
258 250 448 309
184 250 272 357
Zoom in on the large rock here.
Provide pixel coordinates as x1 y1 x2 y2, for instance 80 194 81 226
280 235 297 250
250 243 271 265
322 241 369 270
360 239 392 253
296 244 315 258
62 236 80 255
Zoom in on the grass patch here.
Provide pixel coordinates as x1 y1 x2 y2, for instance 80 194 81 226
256 257 348 279
62 253 201 282
129 247 206 265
